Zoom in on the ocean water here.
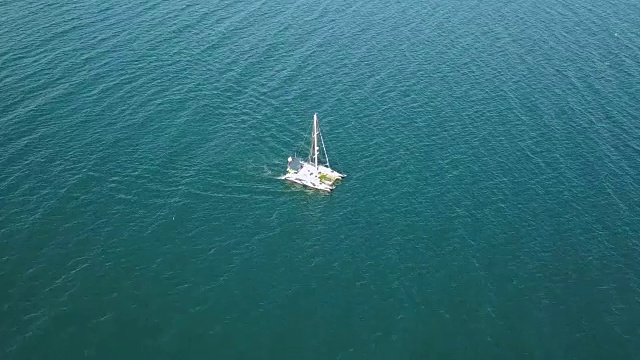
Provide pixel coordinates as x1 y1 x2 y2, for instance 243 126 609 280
1 0 639 358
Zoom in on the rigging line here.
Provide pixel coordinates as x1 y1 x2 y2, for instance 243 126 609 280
296 120 312 161
318 123 330 167
309 119 314 164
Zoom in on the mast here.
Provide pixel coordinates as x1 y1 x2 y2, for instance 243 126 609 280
313 113 319 169
309 120 313 164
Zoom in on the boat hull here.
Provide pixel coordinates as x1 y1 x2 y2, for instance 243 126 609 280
282 173 333 191
300 161 346 179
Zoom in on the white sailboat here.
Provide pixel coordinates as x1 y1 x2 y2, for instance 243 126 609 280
282 113 345 191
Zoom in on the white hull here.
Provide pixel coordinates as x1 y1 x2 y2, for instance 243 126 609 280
282 165 334 191
300 161 345 179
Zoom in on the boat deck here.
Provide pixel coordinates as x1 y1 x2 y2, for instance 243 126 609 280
283 163 335 191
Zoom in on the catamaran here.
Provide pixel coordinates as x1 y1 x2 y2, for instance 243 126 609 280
282 113 345 191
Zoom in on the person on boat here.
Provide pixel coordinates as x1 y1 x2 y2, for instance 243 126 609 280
286 157 292 173
287 156 302 173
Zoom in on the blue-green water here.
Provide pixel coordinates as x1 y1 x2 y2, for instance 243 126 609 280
2 0 640 358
